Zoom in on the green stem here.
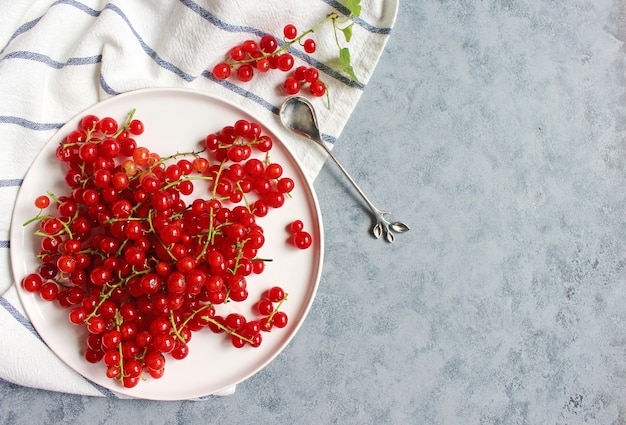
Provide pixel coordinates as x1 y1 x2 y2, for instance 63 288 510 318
113 108 136 139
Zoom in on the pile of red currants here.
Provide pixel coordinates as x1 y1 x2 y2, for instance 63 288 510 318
21 110 311 388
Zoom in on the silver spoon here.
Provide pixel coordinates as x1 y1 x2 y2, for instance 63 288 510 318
279 96 409 243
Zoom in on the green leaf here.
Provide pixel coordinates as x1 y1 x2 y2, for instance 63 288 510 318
339 47 360 83
345 0 362 18
340 23 353 43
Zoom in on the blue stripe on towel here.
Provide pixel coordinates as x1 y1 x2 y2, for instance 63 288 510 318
0 116 63 131
0 296 39 340
177 0 267 35
105 3 195 82
53 0 101 17
0 241 9 249
0 180 22 188
0 51 101 68
0 0 100 55
99 73 119 96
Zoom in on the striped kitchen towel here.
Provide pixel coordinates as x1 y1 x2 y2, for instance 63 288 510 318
0 0 397 398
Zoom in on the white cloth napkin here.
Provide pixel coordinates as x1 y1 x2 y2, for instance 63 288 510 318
0 0 397 398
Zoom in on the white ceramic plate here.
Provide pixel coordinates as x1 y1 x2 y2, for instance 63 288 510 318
10 88 323 400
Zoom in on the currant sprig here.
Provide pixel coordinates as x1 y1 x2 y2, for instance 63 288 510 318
211 0 362 107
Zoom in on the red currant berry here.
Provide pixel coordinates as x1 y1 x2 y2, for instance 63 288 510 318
145 351 166 370
242 39 258 53
277 177 295 193
256 58 271 72
304 67 319 83
230 45 245 61
129 119 144 135
225 313 246 331
213 62 231 80
309 80 326 97
267 286 286 303
86 316 106 334
22 273 43 292
231 335 246 348
265 163 283 179
273 311 288 328
171 343 189 360
303 38 316 53
283 24 297 40
260 35 278 53
277 54 295 72
34 195 50 209
256 298 274 315
79 114 99 131
293 231 313 249
96 117 118 135
236 64 254 82
57 254 76 274
289 220 304 233
284 77 301 95
84 348 103 363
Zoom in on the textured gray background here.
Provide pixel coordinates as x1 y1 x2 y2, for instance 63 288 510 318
3 1 626 424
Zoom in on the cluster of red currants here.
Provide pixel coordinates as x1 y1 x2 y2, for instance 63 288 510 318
21 110 301 388
212 24 326 97
288 220 313 249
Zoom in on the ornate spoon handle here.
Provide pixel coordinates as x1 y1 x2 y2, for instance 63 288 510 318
316 141 409 242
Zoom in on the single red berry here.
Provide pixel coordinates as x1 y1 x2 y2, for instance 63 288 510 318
66 129 86 144
213 62 231 80
34 195 50 209
309 80 326 97
96 117 118 135
303 38 316 53
256 298 274 315
86 316 106 334
68 307 87 325
277 54 294 72
289 220 304 233
265 163 283 179
304 67 319 83
277 177 295 193
230 45 245 61
283 77 301 95
231 335 246 348
242 39 258 53
260 35 278 53
129 119 144 135
236 64 254 82
22 273 43 292
79 114 99 131
283 24 297 40
273 311 288 328
293 231 313 249
267 286 286 303
256 58 270 72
